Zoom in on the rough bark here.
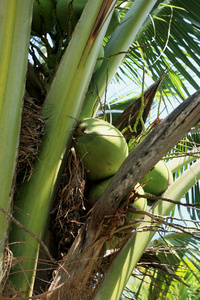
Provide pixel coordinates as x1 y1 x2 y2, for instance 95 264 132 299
46 90 200 299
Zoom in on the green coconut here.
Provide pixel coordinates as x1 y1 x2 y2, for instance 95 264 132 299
32 0 54 36
56 0 87 33
140 160 173 196
105 8 120 37
75 118 129 181
88 179 146 225
94 45 104 73
88 181 146 221
125 184 147 224
88 176 113 206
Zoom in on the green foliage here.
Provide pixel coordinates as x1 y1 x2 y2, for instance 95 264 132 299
117 0 200 112
124 233 200 300
1 0 200 298
0 0 32 282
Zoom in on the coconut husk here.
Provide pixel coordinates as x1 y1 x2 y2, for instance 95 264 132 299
16 62 46 184
49 147 86 260
16 95 45 184
0 243 13 297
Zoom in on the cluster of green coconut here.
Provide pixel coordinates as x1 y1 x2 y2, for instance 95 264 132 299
74 118 173 226
31 0 120 73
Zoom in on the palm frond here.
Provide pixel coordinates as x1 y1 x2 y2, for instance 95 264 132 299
164 134 200 222
124 232 200 300
102 0 200 134
117 0 200 111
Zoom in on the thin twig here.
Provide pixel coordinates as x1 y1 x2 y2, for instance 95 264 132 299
0 206 55 265
143 194 200 211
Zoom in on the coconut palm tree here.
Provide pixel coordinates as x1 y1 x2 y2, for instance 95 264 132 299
0 0 200 299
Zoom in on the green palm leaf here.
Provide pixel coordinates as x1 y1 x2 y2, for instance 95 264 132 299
165 133 200 223
124 232 200 300
100 0 200 125
117 0 200 109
